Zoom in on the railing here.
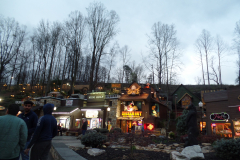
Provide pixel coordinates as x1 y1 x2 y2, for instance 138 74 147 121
105 94 121 99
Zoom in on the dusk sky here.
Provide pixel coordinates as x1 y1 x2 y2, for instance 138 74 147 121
1 0 240 85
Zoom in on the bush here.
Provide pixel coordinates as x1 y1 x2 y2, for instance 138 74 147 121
169 131 175 139
198 135 221 144
213 138 240 160
176 109 188 136
93 128 100 132
110 127 122 133
81 132 107 148
99 128 109 134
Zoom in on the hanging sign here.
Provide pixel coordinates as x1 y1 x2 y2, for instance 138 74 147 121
210 112 230 121
66 100 73 106
122 111 142 117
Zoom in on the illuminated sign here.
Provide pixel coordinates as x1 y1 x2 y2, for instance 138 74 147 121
0 106 5 111
126 85 141 95
146 123 154 130
86 110 99 118
239 106 240 112
138 120 142 126
210 112 230 121
111 84 121 88
122 111 142 117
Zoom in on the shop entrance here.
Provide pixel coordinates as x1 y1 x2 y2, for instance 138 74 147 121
127 120 132 133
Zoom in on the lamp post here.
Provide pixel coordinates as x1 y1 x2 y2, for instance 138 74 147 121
175 94 177 119
199 101 203 135
107 107 110 130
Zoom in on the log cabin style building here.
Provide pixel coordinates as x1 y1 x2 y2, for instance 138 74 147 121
117 82 169 133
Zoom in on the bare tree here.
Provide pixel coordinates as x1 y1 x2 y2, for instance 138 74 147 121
215 35 227 86
0 17 26 84
209 56 219 85
119 45 131 83
147 22 180 92
196 29 213 85
86 2 120 91
64 11 86 94
233 20 240 85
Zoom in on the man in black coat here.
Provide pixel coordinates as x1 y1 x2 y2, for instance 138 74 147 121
184 103 199 147
82 119 87 135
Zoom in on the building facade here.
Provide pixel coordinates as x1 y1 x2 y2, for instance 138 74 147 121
204 86 240 138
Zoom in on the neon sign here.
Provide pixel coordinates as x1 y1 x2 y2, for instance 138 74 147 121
122 111 142 117
147 124 154 130
210 112 230 121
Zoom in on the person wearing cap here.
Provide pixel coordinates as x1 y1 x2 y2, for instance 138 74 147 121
24 103 57 160
18 100 38 160
0 104 28 160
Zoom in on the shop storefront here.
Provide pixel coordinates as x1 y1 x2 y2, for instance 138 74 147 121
204 86 240 138
118 82 169 133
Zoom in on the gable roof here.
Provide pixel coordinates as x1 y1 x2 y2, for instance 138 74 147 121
177 93 192 103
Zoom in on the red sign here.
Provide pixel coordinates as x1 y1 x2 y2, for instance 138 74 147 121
239 106 240 112
145 123 154 130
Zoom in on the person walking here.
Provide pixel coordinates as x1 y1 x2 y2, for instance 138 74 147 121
141 125 144 137
57 124 62 136
0 104 28 160
82 119 87 135
18 100 38 160
24 103 57 160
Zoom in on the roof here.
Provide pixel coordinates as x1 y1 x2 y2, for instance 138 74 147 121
203 90 228 103
52 107 79 114
177 93 192 103
19 105 42 111
119 93 149 101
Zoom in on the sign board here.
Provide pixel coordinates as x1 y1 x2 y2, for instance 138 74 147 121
111 83 121 88
87 92 105 102
0 106 5 111
210 112 230 121
86 110 98 118
66 100 73 106
15 101 42 106
122 111 142 117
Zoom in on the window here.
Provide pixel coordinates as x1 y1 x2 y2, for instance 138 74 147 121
211 123 232 138
109 101 112 106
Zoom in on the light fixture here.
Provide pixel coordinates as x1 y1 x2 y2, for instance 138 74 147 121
199 101 203 108
107 107 110 111
54 107 57 110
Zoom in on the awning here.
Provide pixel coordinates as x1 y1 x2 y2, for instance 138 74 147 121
119 93 149 101
117 117 144 121
52 107 79 114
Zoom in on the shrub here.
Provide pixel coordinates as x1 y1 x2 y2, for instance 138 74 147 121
99 128 109 134
81 132 107 148
110 127 122 133
213 138 240 160
176 109 188 136
93 128 100 132
169 131 175 139
180 134 188 143
197 135 221 144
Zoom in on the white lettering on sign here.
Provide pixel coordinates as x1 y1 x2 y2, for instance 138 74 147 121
66 100 73 106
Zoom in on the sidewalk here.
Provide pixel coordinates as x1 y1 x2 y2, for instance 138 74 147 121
50 136 87 160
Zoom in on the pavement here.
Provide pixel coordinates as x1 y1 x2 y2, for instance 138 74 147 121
51 135 87 160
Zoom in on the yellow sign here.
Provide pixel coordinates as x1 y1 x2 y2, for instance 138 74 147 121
111 84 121 88
122 111 142 117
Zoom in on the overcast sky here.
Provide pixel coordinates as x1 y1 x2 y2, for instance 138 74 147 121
1 0 240 85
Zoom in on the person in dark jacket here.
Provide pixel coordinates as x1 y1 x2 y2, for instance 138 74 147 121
57 123 62 136
24 103 57 160
18 100 38 160
184 103 199 147
82 119 87 135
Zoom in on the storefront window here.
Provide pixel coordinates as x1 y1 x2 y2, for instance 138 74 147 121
150 103 159 117
233 121 240 138
211 123 232 138
200 122 206 131
125 101 141 111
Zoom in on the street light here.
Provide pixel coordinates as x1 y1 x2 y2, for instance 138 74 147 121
199 101 203 134
175 94 177 119
107 107 110 130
